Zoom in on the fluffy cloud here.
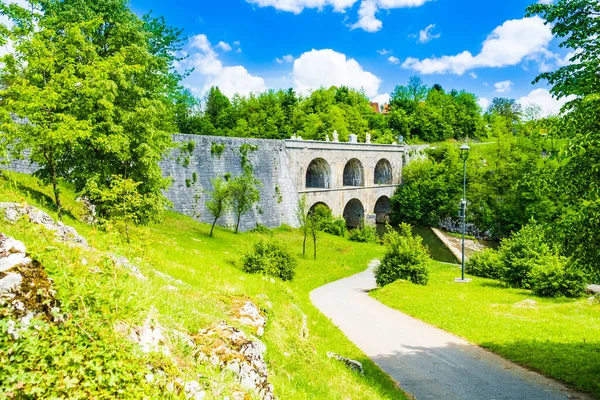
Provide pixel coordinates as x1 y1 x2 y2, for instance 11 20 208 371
418 24 440 43
246 0 429 32
292 49 381 97
402 16 554 74
377 48 392 55
477 97 490 112
184 34 266 98
469 72 478 79
494 80 513 93
216 41 232 52
276 54 294 63
518 88 574 117
371 93 390 105
388 56 400 64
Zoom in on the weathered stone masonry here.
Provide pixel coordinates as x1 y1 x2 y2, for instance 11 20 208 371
4 134 416 232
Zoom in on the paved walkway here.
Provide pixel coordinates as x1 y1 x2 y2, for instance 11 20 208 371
310 261 590 400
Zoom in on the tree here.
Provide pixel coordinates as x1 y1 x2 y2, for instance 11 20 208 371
307 207 319 259
205 86 232 127
296 195 309 256
205 177 231 237
1 0 184 224
229 172 260 234
0 3 94 219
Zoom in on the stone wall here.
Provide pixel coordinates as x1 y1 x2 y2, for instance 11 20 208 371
161 135 299 232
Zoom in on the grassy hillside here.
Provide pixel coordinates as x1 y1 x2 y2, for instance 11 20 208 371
0 171 407 399
372 262 600 398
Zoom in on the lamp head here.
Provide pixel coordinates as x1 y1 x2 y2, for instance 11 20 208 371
459 143 471 161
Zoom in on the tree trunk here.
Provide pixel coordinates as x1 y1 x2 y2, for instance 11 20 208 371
48 152 62 221
210 217 218 237
302 230 307 256
313 232 317 260
235 214 241 234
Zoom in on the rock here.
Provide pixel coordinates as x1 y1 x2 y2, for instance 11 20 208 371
0 253 32 272
125 316 170 356
2 238 26 254
0 273 23 294
514 299 537 308
184 380 206 400
327 352 364 375
113 255 147 280
233 300 266 337
300 313 308 339
194 322 275 400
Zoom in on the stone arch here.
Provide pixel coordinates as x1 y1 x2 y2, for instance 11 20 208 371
343 198 365 228
374 196 391 224
306 158 331 189
343 158 365 187
374 158 393 184
308 201 331 215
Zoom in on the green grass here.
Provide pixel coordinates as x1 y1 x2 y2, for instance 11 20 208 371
371 262 600 398
0 171 407 399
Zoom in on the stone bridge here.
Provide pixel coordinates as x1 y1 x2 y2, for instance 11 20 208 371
285 139 404 227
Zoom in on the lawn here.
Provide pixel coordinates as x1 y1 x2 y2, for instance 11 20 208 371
371 261 600 398
0 171 407 399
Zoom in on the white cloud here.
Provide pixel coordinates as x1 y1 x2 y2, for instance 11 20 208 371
276 54 294 63
518 88 574 117
477 97 490 111
377 48 392 55
537 0 553 4
469 72 477 79
388 56 400 64
402 16 554 74
292 49 381 97
216 41 232 52
372 93 390 105
494 80 513 93
183 34 266 98
246 0 430 32
246 0 358 14
418 24 440 43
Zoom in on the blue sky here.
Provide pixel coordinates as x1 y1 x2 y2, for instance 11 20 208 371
130 0 570 115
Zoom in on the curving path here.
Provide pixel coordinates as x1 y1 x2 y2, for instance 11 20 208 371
310 261 590 400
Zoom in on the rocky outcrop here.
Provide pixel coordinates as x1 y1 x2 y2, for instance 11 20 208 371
0 233 63 338
232 299 266 337
327 352 364 374
0 202 88 248
194 321 275 400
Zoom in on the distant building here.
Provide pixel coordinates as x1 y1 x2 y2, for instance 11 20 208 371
370 102 390 114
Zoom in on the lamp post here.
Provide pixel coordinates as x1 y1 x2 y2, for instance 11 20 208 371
455 143 471 283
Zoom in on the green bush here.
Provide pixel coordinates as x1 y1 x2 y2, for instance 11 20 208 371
465 248 501 279
242 240 297 281
530 255 587 298
320 217 347 237
375 223 431 286
499 223 551 289
348 225 378 243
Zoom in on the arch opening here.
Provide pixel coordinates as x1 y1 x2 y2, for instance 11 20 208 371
306 158 331 189
308 201 331 217
343 158 365 187
374 196 391 224
343 198 365 228
374 159 393 185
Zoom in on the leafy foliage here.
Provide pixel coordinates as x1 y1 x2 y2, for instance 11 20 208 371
348 226 378 244
241 240 297 281
465 248 501 279
205 177 231 237
530 255 588 298
229 172 261 234
375 224 431 286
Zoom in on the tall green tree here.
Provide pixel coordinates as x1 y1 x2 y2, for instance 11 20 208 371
229 172 260 234
205 177 231 237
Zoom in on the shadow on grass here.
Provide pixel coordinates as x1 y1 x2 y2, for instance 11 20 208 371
13 181 78 221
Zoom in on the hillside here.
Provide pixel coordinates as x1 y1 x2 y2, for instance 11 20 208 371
0 171 407 399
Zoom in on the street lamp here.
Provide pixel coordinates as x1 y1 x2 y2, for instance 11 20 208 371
455 143 471 283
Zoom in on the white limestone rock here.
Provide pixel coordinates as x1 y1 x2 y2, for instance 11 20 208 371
0 273 23 294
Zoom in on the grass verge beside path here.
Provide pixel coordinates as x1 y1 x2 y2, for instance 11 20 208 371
371 262 600 398
0 171 407 399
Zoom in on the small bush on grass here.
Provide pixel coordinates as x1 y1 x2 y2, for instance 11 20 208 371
465 248 501 279
348 225 378 243
530 255 587 298
499 223 551 289
242 240 297 281
320 217 347 237
375 223 431 286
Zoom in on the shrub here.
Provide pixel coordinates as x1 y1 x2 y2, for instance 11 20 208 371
320 217 347 237
499 223 551 289
530 255 587 298
375 223 431 286
348 225 378 243
465 248 501 279
242 240 297 281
